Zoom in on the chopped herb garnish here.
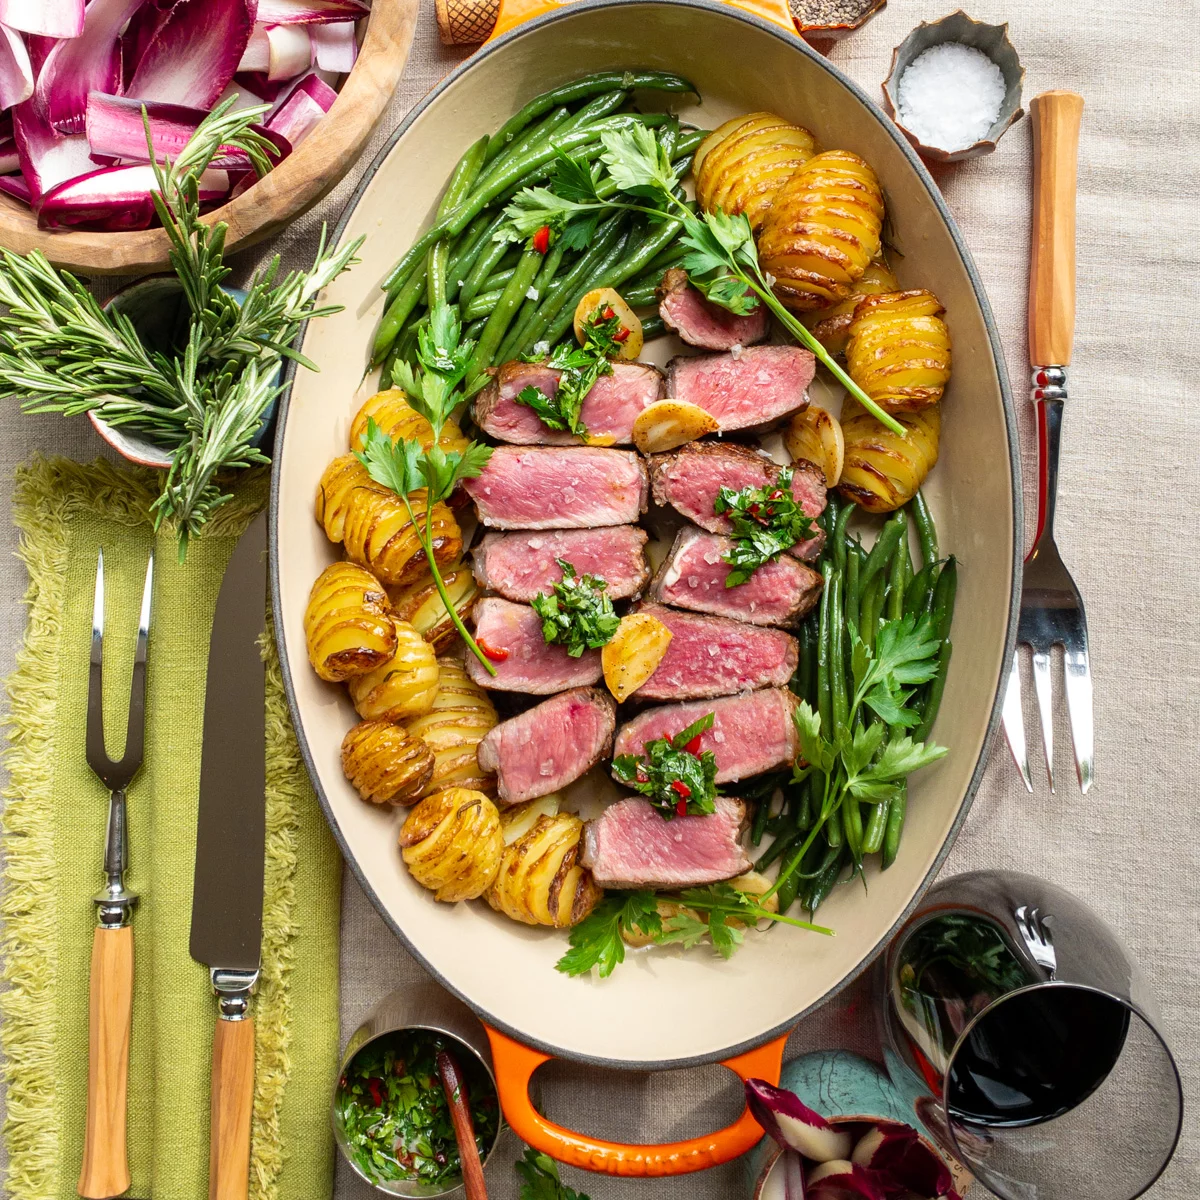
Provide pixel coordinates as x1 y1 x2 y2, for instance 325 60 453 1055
611 712 719 818
514 305 627 439
516 1147 592 1199
713 466 819 587
334 1030 499 1189
530 559 620 657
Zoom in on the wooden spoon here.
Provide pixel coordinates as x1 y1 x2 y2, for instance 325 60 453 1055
436 1049 489 1200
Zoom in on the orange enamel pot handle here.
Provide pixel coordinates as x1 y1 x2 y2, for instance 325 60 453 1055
486 0 797 42
484 1025 787 1176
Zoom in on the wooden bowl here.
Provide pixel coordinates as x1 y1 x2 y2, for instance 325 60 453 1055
0 0 419 277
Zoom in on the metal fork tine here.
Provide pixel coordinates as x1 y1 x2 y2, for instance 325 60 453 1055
86 550 105 776
1063 637 1093 794
120 552 154 775
1030 647 1055 792
1002 655 1033 792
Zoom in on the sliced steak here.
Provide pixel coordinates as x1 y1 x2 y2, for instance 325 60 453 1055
477 687 616 805
472 527 650 603
631 603 798 701
582 796 750 889
464 446 649 530
613 688 798 783
658 267 770 351
651 527 823 627
465 597 601 693
474 359 664 445
666 344 815 432
648 442 827 560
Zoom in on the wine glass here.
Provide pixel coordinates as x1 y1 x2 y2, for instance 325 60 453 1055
879 871 1183 1200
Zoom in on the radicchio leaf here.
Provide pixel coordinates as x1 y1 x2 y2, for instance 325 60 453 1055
851 1123 956 1199
0 23 32 110
746 1079 854 1164
126 0 254 109
0 0 84 39
37 162 228 230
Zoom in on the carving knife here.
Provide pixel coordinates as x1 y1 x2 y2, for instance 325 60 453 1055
189 512 267 1200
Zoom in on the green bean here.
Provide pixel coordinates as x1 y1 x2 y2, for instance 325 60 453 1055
556 90 627 136
621 283 657 308
794 781 813 831
795 616 816 705
817 562 833 734
828 570 848 737
426 134 488 309
825 810 844 848
371 266 427 365
776 858 802 915
459 230 513 312
443 211 505 302
913 643 952 742
750 794 772 846
476 106 574 191
910 489 939 568
755 829 800 873
930 556 958 643
833 505 852 575
497 241 568 364
842 797 863 862
426 240 449 309
904 561 939 619
470 248 543 375
640 314 665 340
859 574 885 653
478 265 518 294
881 783 907 869
844 546 861 654
861 511 905 591
463 288 504 322
887 532 909 622
531 224 634 349
862 796 889 856
465 317 486 341
901 521 915 594
482 71 696 164
804 847 847 913
673 128 708 160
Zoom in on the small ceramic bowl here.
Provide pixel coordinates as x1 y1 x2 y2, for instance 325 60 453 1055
792 0 887 42
332 979 502 1198
883 10 1025 163
93 278 277 468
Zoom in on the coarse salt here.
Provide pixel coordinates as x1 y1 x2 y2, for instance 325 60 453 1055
896 42 1006 152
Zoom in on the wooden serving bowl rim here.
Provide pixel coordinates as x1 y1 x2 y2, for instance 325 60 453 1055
0 0 419 276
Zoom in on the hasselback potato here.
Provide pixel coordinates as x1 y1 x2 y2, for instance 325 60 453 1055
305 562 396 682
399 788 503 902
389 564 480 653
757 150 884 311
845 289 952 413
403 657 498 799
838 398 941 513
348 619 440 721
487 812 602 928
342 484 462 591
315 453 375 543
695 113 818 232
341 720 434 806
803 261 900 356
349 389 469 455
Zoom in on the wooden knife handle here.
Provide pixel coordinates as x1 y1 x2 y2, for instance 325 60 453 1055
1028 90 1084 366
78 925 133 1198
209 1017 255 1200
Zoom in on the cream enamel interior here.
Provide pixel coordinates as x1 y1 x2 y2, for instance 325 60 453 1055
272 0 1017 1067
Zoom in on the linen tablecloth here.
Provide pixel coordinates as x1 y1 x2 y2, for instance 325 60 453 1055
1 0 1196 1195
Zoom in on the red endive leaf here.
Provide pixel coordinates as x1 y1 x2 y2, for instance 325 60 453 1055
12 98 94 200
126 0 254 109
256 0 367 24
310 20 355 72
37 161 228 230
0 0 84 39
0 23 32 110
0 171 31 202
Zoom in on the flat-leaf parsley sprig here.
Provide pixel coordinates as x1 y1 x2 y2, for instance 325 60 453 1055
516 1148 592 1200
498 124 907 436
530 560 620 657
611 712 718 818
357 302 496 674
714 465 819 586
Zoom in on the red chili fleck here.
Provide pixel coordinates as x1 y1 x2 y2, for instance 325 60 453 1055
676 798 688 816
671 779 692 799
769 489 785 502
532 225 551 254
613 326 630 342
636 768 648 784
685 735 703 755
601 305 616 320
477 637 509 662
367 1077 385 1107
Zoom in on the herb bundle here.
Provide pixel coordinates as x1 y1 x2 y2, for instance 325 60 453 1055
714 466 819 586
0 99 362 555
530 560 620 657
498 124 907 436
356 302 496 674
611 711 719 818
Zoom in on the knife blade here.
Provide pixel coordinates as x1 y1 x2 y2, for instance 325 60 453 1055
190 511 267 1200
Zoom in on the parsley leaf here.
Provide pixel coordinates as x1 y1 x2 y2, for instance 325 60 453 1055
555 890 662 978
598 124 676 196
611 712 719 818
552 149 601 204
530 560 620 657
713 466 819 586
852 614 942 727
516 1148 592 1200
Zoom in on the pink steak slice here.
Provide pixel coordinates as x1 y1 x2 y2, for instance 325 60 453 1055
665 344 815 432
658 268 770 351
465 597 601 694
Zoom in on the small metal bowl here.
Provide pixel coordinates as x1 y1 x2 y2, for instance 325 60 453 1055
332 979 502 1197
883 10 1025 163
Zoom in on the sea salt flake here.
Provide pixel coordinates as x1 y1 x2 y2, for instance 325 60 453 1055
896 42 1006 152
526 286 539 301
562 487 576 502
712 729 726 743
687 575 699 589
539 759 554 776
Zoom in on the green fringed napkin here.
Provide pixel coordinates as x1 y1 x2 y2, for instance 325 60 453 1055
2 458 343 1200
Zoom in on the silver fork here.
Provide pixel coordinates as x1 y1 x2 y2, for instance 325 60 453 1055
1001 91 1093 795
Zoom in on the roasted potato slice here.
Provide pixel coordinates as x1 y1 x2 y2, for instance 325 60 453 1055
348 619 440 721
403 656 499 799
486 812 602 928
304 562 395 682
631 399 719 454
845 289 952 413
695 113 818 232
783 405 845 487
389 563 480 653
602 612 673 702
499 795 562 845
573 288 643 360
621 899 698 947
341 719 434 806
838 398 941 513
341 484 462 590
315 453 375 544
726 870 780 927
803 261 901 357
400 788 503 902
349 388 469 455
758 150 884 311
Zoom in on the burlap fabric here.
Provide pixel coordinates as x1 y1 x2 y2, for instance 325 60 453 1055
0 0 1195 1195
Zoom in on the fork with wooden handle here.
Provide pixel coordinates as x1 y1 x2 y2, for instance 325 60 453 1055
1001 90 1094 793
